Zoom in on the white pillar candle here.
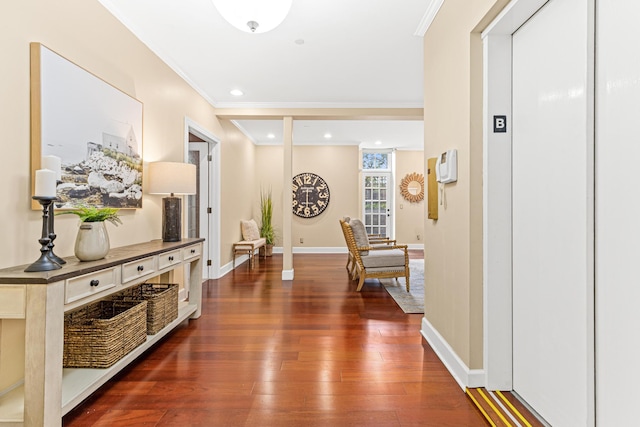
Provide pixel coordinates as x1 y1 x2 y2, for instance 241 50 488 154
42 155 62 181
34 169 57 198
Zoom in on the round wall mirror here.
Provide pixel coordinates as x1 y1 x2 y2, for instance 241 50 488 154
400 172 425 203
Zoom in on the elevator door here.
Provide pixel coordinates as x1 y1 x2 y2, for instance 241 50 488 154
511 0 593 425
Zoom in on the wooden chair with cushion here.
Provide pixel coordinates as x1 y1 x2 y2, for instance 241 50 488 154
340 218 410 292
340 217 396 279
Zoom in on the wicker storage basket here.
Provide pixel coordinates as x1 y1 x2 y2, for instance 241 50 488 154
113 283 178 334
63 300 147 368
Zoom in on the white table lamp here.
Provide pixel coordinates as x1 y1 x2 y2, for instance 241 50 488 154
148 162 197 242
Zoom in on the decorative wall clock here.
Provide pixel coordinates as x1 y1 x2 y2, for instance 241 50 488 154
292 172 330 218
399 172 425 203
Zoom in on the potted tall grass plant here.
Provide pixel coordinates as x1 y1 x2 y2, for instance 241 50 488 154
260 187 274 256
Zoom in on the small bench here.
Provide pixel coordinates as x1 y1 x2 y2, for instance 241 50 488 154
233 219 265 268
233 238 266 268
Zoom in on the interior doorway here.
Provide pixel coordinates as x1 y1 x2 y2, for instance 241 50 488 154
185 118 221 279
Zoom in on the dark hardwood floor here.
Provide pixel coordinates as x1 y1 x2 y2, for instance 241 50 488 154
63 252 487 426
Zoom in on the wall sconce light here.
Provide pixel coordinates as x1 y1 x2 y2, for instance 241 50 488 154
148 162 196 242
211 0 293 33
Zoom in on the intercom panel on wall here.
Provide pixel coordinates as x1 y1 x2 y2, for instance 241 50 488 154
435 149 458 184
427 157 438 219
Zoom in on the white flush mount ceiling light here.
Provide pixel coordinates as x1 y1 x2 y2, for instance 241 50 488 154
211 0 293 34
230 89 244 96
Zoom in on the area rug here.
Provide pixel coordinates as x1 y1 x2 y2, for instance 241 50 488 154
379 259 424 314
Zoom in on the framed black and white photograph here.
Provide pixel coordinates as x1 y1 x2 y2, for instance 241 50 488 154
30 43 143 209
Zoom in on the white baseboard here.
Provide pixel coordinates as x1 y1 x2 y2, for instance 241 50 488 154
219 259 235 277
282 269 294 280
295 247 347 254
421 317 485 389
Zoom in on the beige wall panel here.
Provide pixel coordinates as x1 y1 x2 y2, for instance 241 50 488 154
0 320 26 390
219 121 257 265
292 146 360 248
255 146 285 245
423 0 507 369
395 151 425 244
0 0 225 269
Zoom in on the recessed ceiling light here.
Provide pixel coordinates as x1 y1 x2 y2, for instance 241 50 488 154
294 39 305 45
230 89 244 96
267 133 275 139
324 133 332 139
375 140 382 145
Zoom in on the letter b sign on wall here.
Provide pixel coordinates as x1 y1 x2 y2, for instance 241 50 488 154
493 115 507 133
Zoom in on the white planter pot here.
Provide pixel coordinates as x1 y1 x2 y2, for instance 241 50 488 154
74 222 110 261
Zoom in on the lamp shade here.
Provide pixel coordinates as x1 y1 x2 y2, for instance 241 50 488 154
148 162 196 195
211 0 292 33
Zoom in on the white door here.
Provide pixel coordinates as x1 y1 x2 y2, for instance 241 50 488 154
188 142 212 280
511 0 593 425
362 173 392 238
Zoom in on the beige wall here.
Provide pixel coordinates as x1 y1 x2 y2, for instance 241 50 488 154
219 120 257 265
293 146 360 248
395 151 425 245
254 145 422 250
253 145 360 249
0 0 257 388
423 0 507 369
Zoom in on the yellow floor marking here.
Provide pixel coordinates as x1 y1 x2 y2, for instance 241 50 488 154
488 390 522 427
478 388 512 427
496 390 533 427
466 388 497 427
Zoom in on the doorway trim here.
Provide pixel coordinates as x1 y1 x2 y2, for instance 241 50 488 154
481 0 548 391
184 116 222 278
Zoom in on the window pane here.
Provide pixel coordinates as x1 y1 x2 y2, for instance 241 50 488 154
380 189 387 200
372 202 379 212
372 189 379 200
373 215 379 225
378 154 388 169
380 215 386 226
365 189 372 200
362 153 375 169
365 202 372 213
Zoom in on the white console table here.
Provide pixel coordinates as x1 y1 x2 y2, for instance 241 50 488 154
0 238 204 427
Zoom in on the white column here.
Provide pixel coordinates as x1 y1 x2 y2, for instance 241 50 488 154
282 117 294 280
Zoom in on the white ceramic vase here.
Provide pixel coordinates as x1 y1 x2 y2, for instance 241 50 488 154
74 221 110 261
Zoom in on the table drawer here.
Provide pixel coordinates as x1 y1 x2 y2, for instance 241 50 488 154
65 267 118 304
182 244 201 261
121 256 156 284
158 249 182 270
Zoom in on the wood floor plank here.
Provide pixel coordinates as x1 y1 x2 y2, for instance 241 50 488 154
63 253 488 426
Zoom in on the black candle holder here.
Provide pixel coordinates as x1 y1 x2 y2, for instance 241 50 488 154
25 196 62 272
47 184 66 265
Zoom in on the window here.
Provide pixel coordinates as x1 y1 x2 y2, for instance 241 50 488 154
361 150 393 237
362 152 389 170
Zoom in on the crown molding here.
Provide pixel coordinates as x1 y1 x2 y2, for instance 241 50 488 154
414 0 445 36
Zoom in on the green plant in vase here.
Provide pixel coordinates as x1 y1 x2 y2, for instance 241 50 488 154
57 205 122 225
260 188 274 256
57 205 122 261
